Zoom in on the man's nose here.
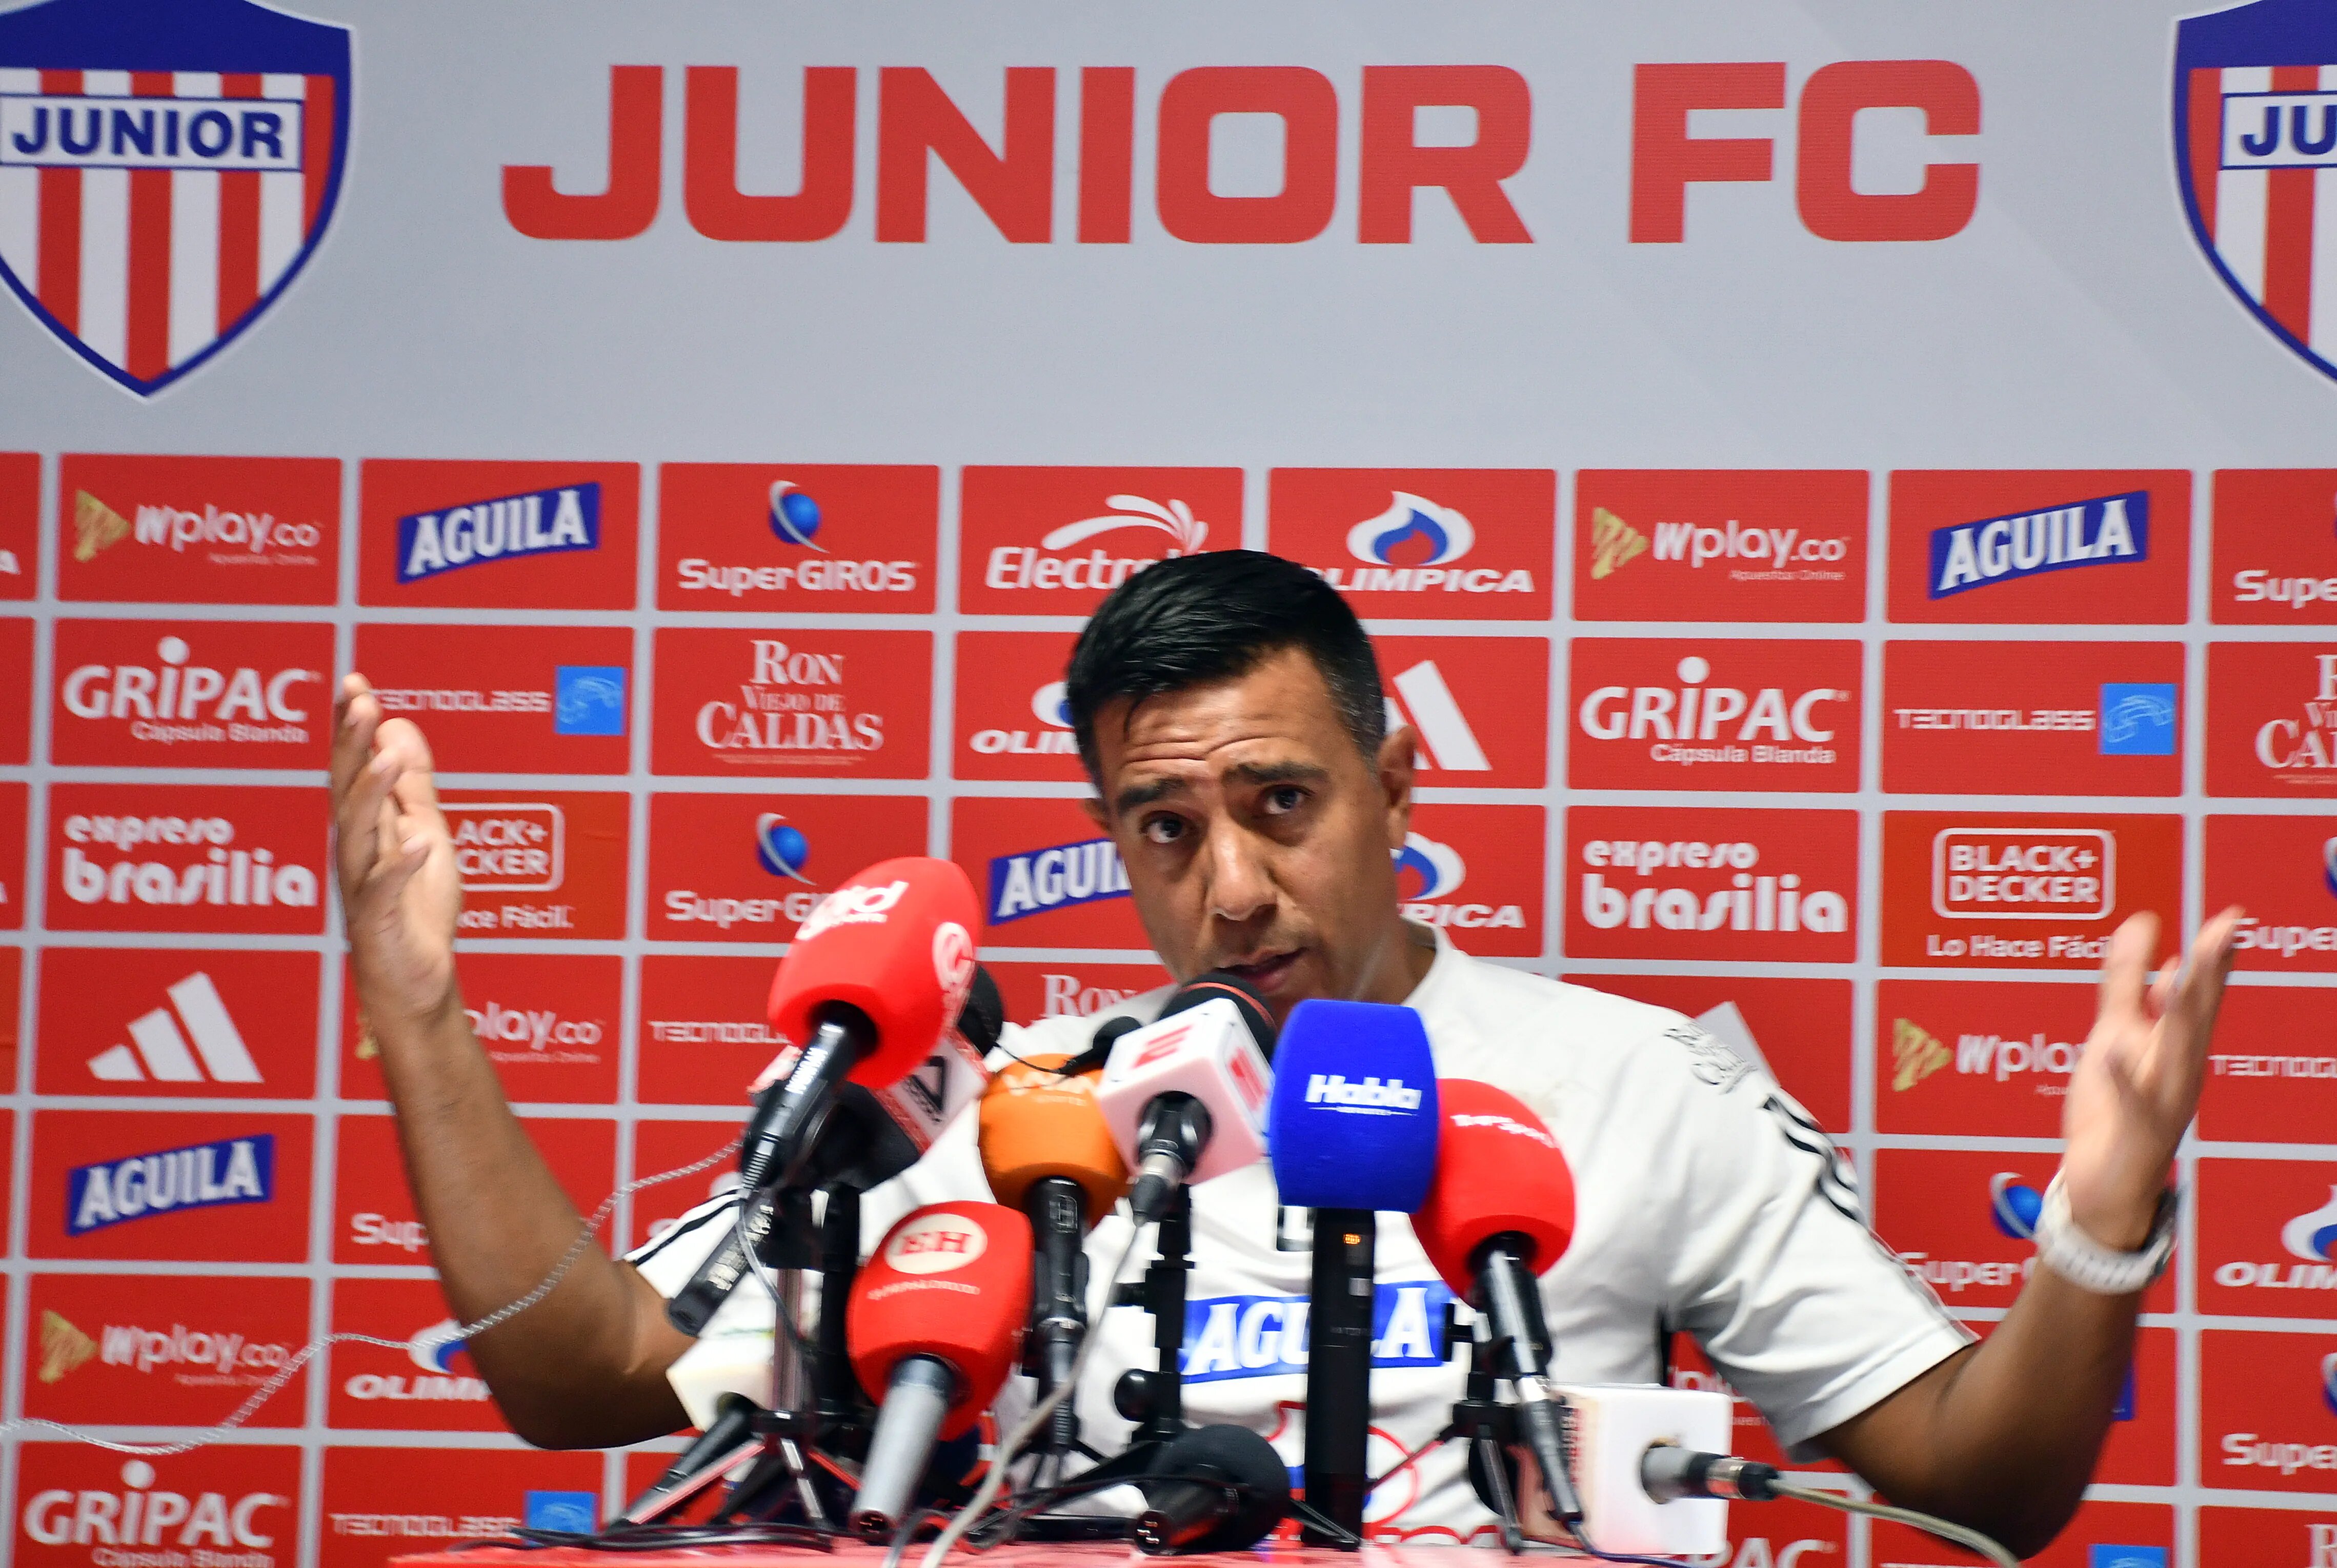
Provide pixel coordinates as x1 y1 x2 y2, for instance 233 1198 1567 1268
1202 823 1276 926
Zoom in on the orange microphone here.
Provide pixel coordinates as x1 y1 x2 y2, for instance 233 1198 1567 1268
977 1053 1130 1452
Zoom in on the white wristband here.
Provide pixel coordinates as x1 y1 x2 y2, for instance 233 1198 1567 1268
2032 1172 2179 1296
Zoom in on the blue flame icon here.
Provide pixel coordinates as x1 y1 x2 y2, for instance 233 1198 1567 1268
408 1319 467 1374
2323 1352 2336 1418
756 813 813 882
2281 1186 2337 1263
769 481 824 551
2324 836 2336 899
1988 1172 2044 1240
1392 832 1465 901
1032 680 1072 729
1345 492 1476 567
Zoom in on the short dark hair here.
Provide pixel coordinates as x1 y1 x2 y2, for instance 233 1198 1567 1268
1064 551 1385 777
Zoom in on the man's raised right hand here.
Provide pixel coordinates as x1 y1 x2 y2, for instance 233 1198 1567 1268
332 673 462 1030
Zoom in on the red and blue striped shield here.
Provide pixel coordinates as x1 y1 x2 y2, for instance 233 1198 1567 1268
2176 0 2337 384
0 0 350 397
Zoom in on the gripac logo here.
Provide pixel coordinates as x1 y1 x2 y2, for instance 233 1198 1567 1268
1882 639 2185 796
1882 812 2182 970
67 1134 272 1237
47 783 326 935
2211 469 2337 624
442 790 628 940
1375 635 1548 789
660 463 937 612
2207 813 2337 971
958 467 1238 613
52 620 330 768
1573 470 1867 624
354 622 632 773
18 1452 293 1564
1875 978 2094 1139
651 791 926 942
359 459 638 609
1566 806 1857 963
1267 468 1554 620
2200 1161 2337 1308
651 628 931 779
56 454 339 606
1570 640 1858 793
2203 1329 2337 1492
1888 471 2190 625
1393 808 1543 959
2208 642 2337 796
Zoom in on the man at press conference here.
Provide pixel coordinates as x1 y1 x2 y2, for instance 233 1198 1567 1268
330 549 2242 1556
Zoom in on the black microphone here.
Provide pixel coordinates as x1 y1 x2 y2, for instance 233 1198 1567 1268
619 1392 760 1522
1136 1424 1292 1554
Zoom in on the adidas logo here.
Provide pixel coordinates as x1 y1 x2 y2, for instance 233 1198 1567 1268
40 1311 95 1384
1588 507 1648 579
88 972 261 1085
1891 1017 1949 1091
1383 659 1489 773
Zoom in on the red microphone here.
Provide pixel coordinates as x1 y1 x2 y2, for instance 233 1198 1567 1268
845 1201 1032 1538
1412 1080 1583 1524
739 857 982 1191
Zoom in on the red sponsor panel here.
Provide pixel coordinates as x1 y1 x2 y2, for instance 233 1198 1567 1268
658 462 938 613
1393 804 1544 958
986 958 1173 1032
2208 640 2337 796
1882 640 2185 796
16 1443 303 1568
959 467 1240 615
2200 1505 2337 1565
637 952 785 1105
2209 814 2337 974
354 622 631 775
1880 811 2184 971
1870 1501 2171 1566
953 795 1150 951
320 1446 603 1568
334 1112 614 1266
1871 1148 2176 1315
0 951 18 1089
628 1118 746 1252
1377 635 1548 790
56 453 339 605
440 789 629 942
44 782 328 935
326 1277 503 1432
343 952 619 1104
2201 1329 2337 1494
0 615 30 761
52 618 333 769
23 1272 309 1428
647 791 928 945
1568 974 1851 1132
1665 1335 1846 1471
38 947 319 1098
29 1109 314 1262
2210 469 2337 625
358 458 639 608
2200 986 2337 1144
1570 638 1859 793
1874 978 2096 1138
1702 1495 1849 1567
952 631 1084 782
0 450 36 599
1266 468 1554 621
1573 469 1868 623
1563 807 1858 964
0 778 23 930
2199 1159 2337 1319
1886 470 2190 625
1949 1319 2176 1486
651 627 931 779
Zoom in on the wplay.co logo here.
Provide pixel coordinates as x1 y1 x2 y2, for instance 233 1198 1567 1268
359 460 639 609
1875 978 2093 1140
0 0 350 397
660 463 938 612
52 620 330 768
1887 471 2190 625
2207 812 2337 970
1573 470 1867 623
958 467 1237 613
1267 468 1553 619
25 1274 307 1431
56 454 338 604
651 627 931 779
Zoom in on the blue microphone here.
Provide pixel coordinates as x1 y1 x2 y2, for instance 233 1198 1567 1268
1266 1000 1440 1543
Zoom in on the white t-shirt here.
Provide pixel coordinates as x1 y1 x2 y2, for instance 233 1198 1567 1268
628 927 1972 1543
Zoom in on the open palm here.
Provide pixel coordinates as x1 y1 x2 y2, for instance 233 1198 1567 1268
331 674 462 1028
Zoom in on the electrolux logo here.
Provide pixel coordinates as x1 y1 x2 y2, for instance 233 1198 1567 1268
1927 492 2147 598
396 483 601 584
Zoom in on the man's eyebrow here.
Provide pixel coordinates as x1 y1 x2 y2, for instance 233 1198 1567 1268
1227 760 1331 788
1113 775 1190 815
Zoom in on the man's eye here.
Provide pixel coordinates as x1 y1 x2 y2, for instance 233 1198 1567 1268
1263 786 1306 814
1141 815 1187 845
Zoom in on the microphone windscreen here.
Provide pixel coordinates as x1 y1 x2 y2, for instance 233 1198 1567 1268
977 1053 1130 1217
768 857 982 1088
1158 970 1278 1059
956 964 1004 1058
847 1202 1032 1440
1264 1000 1439 1212
1412 1079 1575 1294
1142 1423 1291 1552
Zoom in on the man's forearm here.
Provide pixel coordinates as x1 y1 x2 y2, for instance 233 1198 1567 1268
364 978 691 1448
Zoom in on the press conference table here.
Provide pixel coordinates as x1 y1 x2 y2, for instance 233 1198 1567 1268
397 1544 1505 1568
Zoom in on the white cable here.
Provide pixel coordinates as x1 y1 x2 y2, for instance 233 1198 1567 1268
10 1137 743 1456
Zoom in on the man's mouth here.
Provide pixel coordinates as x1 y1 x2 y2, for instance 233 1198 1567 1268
1218 950 1302 994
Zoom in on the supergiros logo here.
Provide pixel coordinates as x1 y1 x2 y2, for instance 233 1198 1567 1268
45 783 327 935
1873 978 2096 1139
2211 469 2337 625
1573 470 1868 624
652 628 932 779
334 1114 612 1267
2207 642 2337 796
2200 1329 2337 1495
51 619 332 769
1886 470 2190 625
358 459 639 609
958 467 1239 614
1266 468 1554 620
2206 813 2337 972
56 454 339 606
1880 811 2184 971
1564 806 1858 963
30 1111 312 1262
646 791 927 942
1882 639 2184 797
659 463 938 613
353 622 632 775
1569 638 1859 793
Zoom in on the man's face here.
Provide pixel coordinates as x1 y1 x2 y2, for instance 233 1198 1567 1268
1082 645 1419 1019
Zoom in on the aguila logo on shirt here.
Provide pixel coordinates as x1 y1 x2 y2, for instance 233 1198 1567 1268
1179 1281 1451 1384
67 1134 274 1235
2176 0 2337 385
396 484 600 584
1928 492 2147 598
0 0 351 396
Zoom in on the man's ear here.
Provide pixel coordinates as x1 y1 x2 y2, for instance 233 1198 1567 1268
1080 795 1109 833
1377 724 1417 851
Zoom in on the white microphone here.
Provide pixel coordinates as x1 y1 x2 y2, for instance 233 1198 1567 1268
1092 973 1277 1221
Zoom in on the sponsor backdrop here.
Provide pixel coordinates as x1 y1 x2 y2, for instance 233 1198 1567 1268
0 1 2333 1564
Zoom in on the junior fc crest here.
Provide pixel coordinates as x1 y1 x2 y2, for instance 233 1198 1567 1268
0 0 350 396
2176 0 2337 385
